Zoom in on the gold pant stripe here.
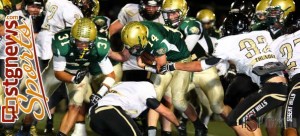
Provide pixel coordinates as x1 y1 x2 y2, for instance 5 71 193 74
95 106 137 136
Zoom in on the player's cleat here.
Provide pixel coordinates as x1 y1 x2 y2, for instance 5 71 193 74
178 117 188 136
30 126 38 136
194 123 208 136
44 127 55 136
161 131 172 136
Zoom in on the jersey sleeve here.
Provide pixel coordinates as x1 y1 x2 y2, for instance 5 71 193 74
62 4 83 27
180 18 203 36
117 4 139 25
94 36 111 61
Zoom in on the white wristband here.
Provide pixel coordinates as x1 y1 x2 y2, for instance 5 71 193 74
200 60 212 71
97 85 108 96
102 77 115 88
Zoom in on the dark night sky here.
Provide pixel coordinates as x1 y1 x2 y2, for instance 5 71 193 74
99 0 298 28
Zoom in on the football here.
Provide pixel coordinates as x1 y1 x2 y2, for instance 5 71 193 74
140 51 156 66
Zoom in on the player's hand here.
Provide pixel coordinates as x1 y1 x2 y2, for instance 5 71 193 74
72 67 88 84
159 62 176 74
89 93 102 106
224 69 236 83
137 56 146 68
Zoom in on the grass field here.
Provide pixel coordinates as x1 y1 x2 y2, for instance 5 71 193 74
7 112 285 136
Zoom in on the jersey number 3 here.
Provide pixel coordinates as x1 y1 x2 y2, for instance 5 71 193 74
239 36 270 58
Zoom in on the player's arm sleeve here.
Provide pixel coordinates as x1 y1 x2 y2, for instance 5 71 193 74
117 6 128 26
53 55 66 71
63 5 83 27
185 35 201 52
98 56 114 75
199 56 222 71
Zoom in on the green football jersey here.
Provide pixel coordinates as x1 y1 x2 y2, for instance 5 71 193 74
52 29 111 75
140 21 190 62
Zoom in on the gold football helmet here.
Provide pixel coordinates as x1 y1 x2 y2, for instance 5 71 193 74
71 18 97 42
255 0 270 21
121 21 148 56
256 0 270 13
73 0 100 17
71 18 97 58
0 0 12 14
161 0 188 28
196 9 215 23
267 0 295 22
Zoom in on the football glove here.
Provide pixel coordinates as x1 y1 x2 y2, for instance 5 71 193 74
159 62 176 74
72 67 88 84
89 93 102 106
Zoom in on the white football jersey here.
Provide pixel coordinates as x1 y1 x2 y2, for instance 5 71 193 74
97 81 157 118
270 30 300 79
118 4 165 71
42 0 83 33
214 31 279 85
36 0 82 60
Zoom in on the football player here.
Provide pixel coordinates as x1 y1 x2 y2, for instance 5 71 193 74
29 0 84 134
121 21 208 136
110 1 166 134
161 0 226 135
53 18 115 136
250 0 270 31
89 81 181 136
265 0 295 39
161 13 288 136
270 12 300 136
109 0 164 82
196 9 221 39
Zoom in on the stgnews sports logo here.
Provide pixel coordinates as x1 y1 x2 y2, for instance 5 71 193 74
1 15 51 123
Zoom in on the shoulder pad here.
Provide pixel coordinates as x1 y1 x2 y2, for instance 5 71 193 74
52 29 71 56
180 17 202 35
94 35 111 57
123 4 139 17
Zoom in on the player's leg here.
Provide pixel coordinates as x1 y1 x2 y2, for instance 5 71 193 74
147 73 172 136
227 79 287 135
169 68 206 135
283 74 300 136
58 76 90 135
